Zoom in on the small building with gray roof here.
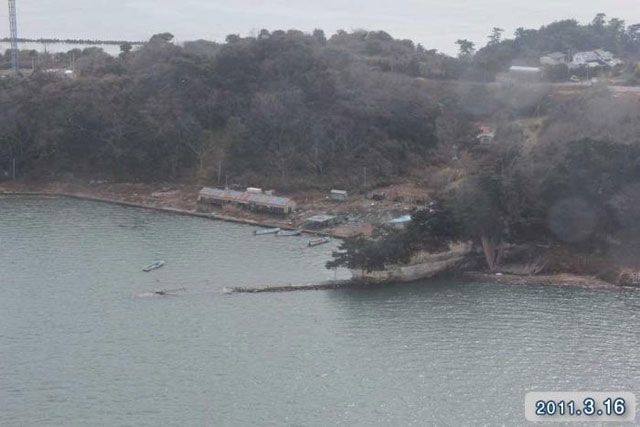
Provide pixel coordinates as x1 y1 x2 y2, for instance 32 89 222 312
198 187 296 215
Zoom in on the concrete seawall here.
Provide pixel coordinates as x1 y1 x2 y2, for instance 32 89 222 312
226 279 359 293
351 244 472 282
226 272 622 294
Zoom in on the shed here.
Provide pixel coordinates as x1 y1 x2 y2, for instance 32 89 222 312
198 187 296 215
540 52 567 66
477 131 495 144
389 214 412 229
330 190 348 201
498 66 542 84
303 215 341 229
509 66 541 73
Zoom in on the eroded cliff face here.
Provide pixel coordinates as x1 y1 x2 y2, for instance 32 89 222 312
351 243 472 282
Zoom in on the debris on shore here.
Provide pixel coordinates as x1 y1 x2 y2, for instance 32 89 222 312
461 272 619 289
227 280 355 293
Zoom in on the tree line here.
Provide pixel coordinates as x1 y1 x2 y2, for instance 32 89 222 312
0 31 475 188
456 14 640 81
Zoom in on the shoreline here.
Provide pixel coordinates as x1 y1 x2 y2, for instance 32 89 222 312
226 272 625 293
0 190 330 237
2 189 631 292
0 179 433 239
460 271 620 289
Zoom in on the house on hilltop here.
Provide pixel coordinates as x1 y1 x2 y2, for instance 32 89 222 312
539 49 623 81
570 50 622 68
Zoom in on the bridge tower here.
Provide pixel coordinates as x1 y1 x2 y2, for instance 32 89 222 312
8 0 19 72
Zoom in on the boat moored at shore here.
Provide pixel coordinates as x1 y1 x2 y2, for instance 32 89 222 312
254 227 280 235
276 229 302 237
308 237 331 247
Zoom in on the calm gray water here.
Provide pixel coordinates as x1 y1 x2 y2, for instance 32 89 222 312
1 196 639 426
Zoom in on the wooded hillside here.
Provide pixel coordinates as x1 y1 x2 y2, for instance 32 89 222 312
0 31 474 188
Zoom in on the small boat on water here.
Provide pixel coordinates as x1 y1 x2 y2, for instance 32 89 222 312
254 228 280 235
276 229 302 237
143 260 165 272
308 237 331 247
153 288 186 296
137 287 186 298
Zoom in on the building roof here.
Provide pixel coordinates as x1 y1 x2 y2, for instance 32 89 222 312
389 215 412 224
571 50 621 68
477 131 495 143
594 49 614 59
199 187 294 208
573 51 600 62
540 52 568 65
330 190 348 195
509 66 541 73
547 52 567 59
304 215 337 223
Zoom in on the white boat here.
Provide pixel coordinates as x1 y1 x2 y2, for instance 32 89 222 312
308 237 331 247
276 229 302 237
143 260 165 272
254 228 280 235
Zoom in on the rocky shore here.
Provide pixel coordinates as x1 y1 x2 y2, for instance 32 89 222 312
460 272 619 289
225 272 623 294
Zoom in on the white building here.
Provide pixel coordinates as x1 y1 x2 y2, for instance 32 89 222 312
497 66 542 84
570 50 622 68
540 52 568 66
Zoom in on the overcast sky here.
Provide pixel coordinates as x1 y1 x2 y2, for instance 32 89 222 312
1 0 640 55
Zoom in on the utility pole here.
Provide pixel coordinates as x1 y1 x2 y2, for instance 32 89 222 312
8 0 19 73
